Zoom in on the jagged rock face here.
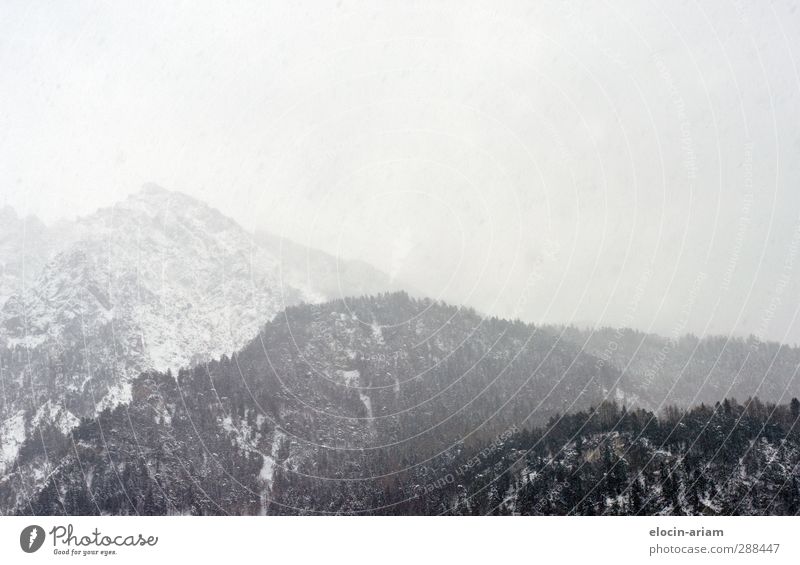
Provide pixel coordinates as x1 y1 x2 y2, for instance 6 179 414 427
0 205 66 308
0 186 406 484
0 186 321 422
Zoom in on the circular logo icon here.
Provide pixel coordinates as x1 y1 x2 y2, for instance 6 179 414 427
20 525 45 553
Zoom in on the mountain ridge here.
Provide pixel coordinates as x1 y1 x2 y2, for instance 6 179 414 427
4 291 800 515
0 185 399 480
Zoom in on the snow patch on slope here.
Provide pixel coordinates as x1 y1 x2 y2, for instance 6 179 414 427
96 382 133 413
336 369 374 418
338 369 360 387
32 401 79 435
0 411 26 474
359 391 374 420
371 322 384 344
259 429 285 488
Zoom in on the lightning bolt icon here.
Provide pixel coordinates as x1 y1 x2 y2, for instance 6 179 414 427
28 528 38 550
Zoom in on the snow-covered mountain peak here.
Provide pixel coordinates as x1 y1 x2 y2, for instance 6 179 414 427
0 186 402 490
0 186 327 419
81 184 242 241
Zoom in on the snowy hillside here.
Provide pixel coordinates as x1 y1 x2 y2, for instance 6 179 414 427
0 185 394 480
3 293 799 515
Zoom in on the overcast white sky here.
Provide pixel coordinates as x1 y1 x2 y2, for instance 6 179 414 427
2 0 800 343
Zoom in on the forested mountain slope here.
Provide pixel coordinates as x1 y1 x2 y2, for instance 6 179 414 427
5 293 798 515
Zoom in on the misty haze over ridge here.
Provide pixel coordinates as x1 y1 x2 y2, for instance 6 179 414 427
0 185 796 353
2 1 800 344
